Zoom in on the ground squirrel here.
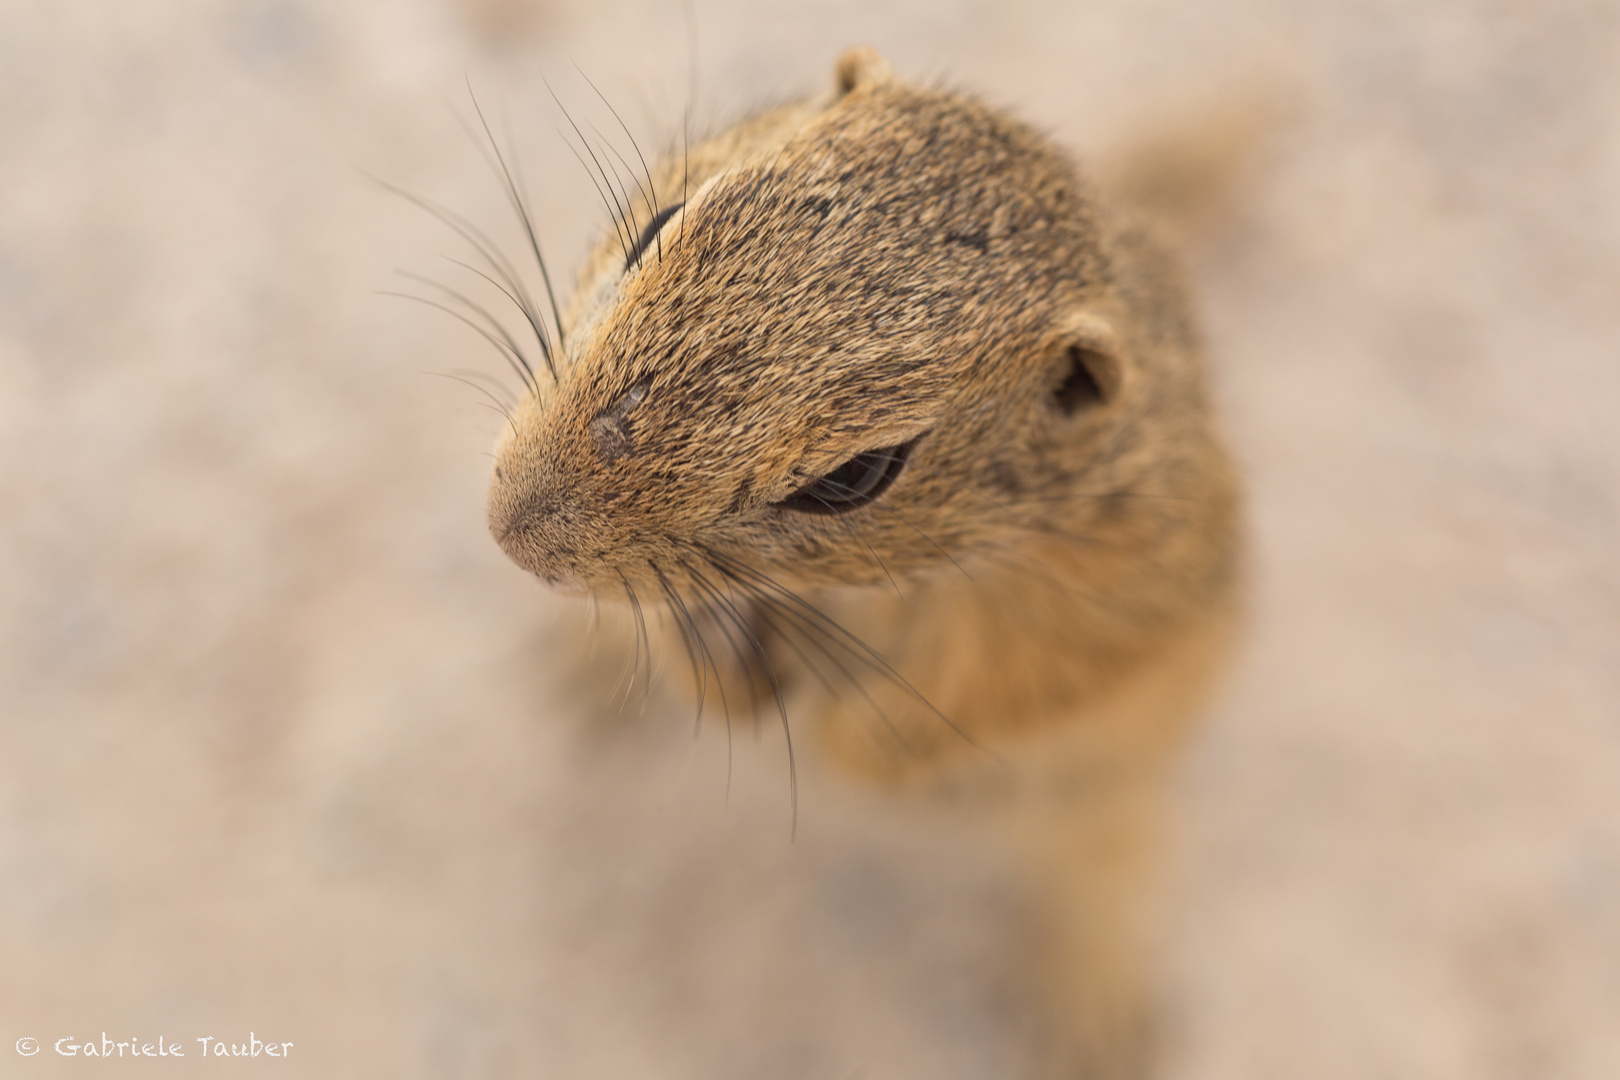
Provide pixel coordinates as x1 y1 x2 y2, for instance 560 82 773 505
477 47 1243 1079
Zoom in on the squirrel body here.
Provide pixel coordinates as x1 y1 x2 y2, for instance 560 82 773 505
484 48 1243 1078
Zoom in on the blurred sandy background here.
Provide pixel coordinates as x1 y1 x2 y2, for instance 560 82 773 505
3 0 1618 1077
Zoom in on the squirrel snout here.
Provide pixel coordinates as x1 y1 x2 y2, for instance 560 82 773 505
490 489 554 545
486 454 625 589
487 470 569 582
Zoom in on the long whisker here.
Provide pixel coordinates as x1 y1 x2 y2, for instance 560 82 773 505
439 255 565 386
798 488 904 597
813 475 973 582
380 290 538 400
575 63 665 260
424 370 516 425
444 366 519 410
493 103 566 354
651 565 709 718
723 574 917 762
652 563 738 800
396 269 538 393
365 172 556 381
556 128 635 270
587 124 652 262
701 547 988 757
545 76 639 270
605 586 642 710
653 570 704 716
463 81 566 371
589 122 651 219
618 571 655 713
681 0 697 248
681 559 798 835
689 577 763 722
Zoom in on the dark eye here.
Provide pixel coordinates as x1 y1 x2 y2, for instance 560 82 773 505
623 202 685 271
777 440 914 515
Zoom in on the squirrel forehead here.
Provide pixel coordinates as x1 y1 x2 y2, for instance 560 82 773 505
559 83 1103 445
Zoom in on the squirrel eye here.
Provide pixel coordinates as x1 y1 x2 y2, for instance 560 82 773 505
777 440 914 515
623 202 685 271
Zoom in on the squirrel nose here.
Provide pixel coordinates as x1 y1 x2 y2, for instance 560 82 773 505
492 490 556 545
487 463 564 571
486 453 611 588
491 497 562 570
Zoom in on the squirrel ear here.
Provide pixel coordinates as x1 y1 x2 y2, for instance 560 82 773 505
834 47 894 97
1051 312 1124 414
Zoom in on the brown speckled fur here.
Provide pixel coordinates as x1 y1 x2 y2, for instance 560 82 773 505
487 48 1242 1079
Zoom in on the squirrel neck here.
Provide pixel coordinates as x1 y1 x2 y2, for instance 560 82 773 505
808 502 1241 787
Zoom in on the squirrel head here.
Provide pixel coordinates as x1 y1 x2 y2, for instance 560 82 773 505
488 49 1217 602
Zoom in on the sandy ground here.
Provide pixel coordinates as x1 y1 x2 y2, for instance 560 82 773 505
3 0 1618 1077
